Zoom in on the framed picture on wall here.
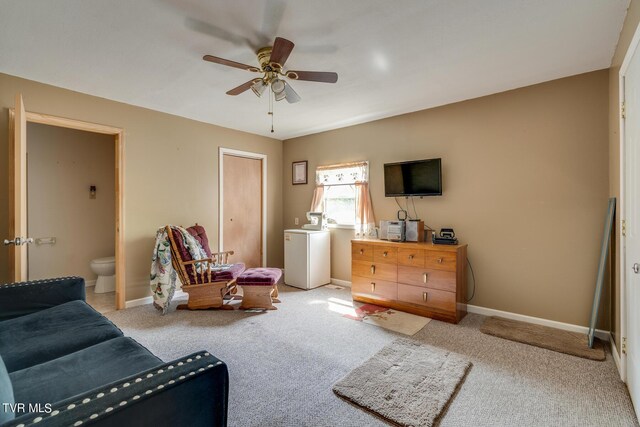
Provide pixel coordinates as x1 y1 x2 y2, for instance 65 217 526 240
292 161 308 185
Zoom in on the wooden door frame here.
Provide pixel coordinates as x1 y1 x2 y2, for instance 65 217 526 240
218 147 267 267
619 19 640 383
9 109 126 309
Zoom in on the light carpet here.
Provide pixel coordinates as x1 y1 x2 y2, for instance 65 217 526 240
480 316 606 361
333 338 471 426
106 285 638 427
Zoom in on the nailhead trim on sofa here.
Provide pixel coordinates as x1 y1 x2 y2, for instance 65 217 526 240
6 351 223 426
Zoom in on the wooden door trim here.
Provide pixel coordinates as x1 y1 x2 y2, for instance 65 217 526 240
218 147 267 267
8 108 16 281
619 19 640 384
9 109 127 310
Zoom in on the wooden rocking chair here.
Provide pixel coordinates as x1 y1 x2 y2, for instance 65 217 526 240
165 225 245 310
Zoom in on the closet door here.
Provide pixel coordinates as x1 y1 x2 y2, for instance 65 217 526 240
221 153 263 268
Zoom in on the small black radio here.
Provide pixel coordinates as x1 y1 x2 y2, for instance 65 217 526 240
432 228 458 245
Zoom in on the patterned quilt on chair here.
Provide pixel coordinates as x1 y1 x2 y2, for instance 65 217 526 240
150 225 208 314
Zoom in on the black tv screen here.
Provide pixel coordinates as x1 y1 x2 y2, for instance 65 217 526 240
384 158 442 197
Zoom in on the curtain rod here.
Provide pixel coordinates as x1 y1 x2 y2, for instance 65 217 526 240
314 182 368 187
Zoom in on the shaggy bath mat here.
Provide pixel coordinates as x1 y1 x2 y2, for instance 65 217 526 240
333 338 471 427
480 316 605 361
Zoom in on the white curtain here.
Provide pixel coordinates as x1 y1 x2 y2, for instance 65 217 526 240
315 161 369 186
355 182 375 235
310 185 324 212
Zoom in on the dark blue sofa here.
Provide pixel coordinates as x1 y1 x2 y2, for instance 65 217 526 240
0 277 228 426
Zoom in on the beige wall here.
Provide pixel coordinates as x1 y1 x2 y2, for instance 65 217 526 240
27 123 115 283
0 73 283 300
609 0 640 350
284 70 610 328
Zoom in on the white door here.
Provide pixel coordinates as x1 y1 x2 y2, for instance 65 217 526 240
624 37 640 418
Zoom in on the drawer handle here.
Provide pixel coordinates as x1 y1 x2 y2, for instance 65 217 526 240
371 265 376 274
408 254 414 260
371 282 376 292
437 257 443 264
423 291 428 302
383 251 388 257
360 249 364 255
423 272 428 283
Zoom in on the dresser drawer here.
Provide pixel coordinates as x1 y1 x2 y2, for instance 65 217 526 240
374 246 398 264
397 266 456 292
352 243 374 261
352 276 397 300
352 260 397 282
425 250 457 272
398 248 425 267
397 283 456 313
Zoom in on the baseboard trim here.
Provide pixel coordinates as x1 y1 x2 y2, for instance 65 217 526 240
466 304 610 341
125 290 187 309
330 278 351 288
85 280 96 288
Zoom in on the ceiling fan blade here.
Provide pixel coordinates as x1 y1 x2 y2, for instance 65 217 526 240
284 82 301 103
269 37 295 68
226 79 260 96
286 70 338 83
186 18 254 48
203 55 260 72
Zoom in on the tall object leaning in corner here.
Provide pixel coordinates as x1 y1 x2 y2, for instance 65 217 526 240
588 197 616 348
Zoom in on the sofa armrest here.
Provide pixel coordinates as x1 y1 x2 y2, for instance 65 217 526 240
8 351 229 427
0 277 86 321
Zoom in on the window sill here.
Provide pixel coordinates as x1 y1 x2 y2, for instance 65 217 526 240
327 224 356 230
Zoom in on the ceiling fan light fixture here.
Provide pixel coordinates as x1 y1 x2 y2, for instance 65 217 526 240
271 78 285 93
251 79 267 97
284 82 301 104
271 78 287 101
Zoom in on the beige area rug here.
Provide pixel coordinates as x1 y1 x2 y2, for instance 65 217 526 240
342 302 431 335
333 338 471 427
480 316 605 361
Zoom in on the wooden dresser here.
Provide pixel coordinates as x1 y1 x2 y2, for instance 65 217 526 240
351 239 467 323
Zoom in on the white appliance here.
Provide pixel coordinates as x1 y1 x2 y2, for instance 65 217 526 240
284 229 330 290
301 211 326 230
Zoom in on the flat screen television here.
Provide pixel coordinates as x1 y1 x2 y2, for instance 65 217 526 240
384 158 442 197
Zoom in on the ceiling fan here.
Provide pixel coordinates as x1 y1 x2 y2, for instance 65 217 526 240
203 36 338 104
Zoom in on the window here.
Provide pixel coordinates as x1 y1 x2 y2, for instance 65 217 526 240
310 162 375 232
323 184 357 226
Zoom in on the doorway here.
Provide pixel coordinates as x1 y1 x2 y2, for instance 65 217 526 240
219 147 267 268
27 123 116 313
7 94 126 309
621 23 640 420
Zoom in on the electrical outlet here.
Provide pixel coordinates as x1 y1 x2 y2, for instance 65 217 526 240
294 217 299 225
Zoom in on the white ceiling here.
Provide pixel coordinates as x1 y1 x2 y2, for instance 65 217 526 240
0 0 630 140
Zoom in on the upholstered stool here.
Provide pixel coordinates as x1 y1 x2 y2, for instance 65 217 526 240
237 268 282 310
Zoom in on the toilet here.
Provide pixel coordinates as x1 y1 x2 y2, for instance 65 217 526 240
90 256 116 293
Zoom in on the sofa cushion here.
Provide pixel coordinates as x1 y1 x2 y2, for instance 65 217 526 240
0 355 14 423
212 263 246 281
237 268 282 285
187 224 212 257
0 300 123 372
0 276 86 321
10 337 162 406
